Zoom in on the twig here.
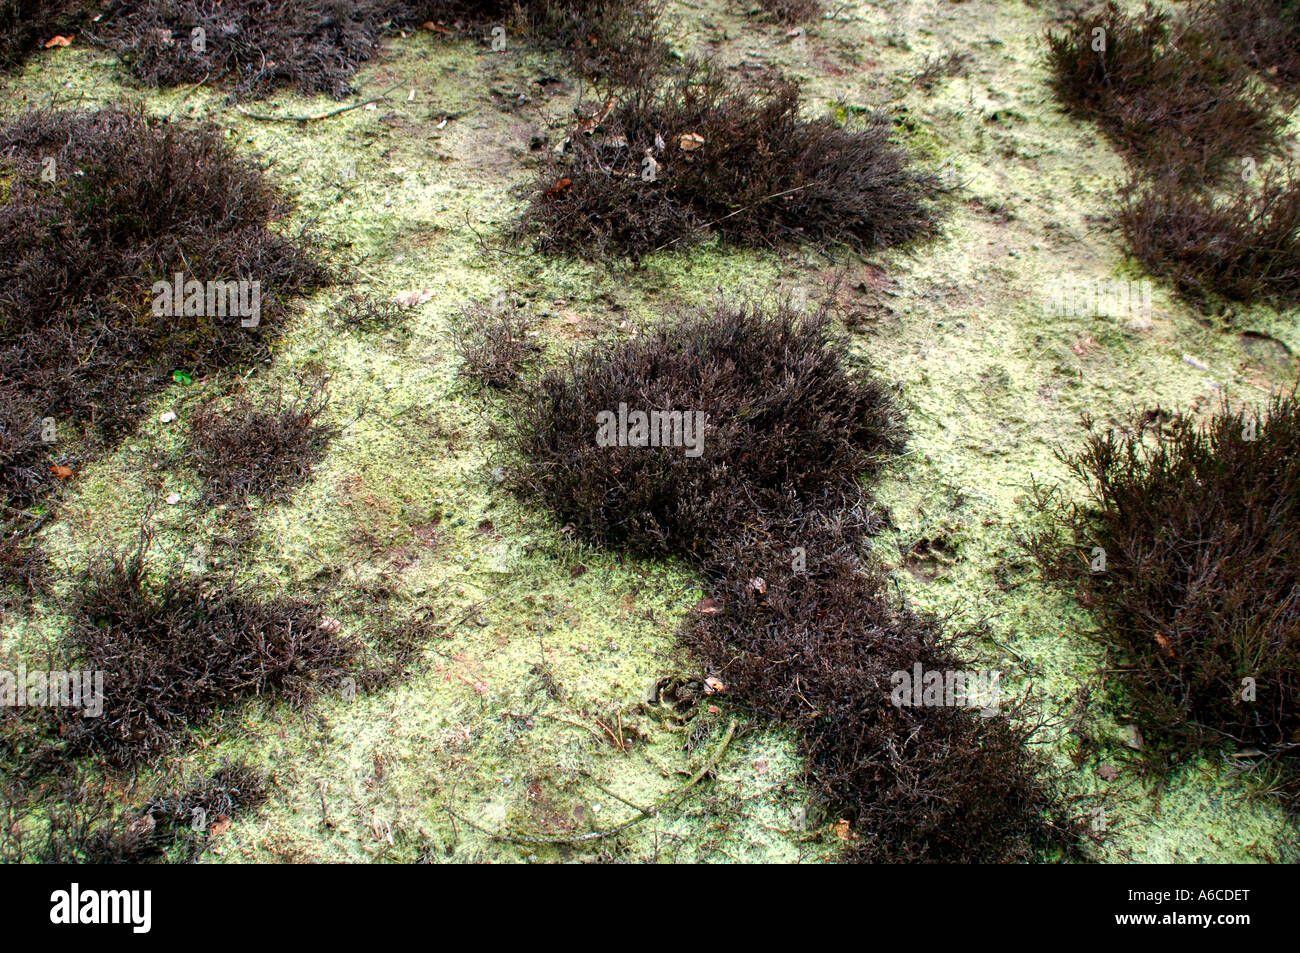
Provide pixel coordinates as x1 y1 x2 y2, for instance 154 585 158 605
593 715 623 751
316 781 333 829
447 719 737 846
510 710 607 744
232 86 398 123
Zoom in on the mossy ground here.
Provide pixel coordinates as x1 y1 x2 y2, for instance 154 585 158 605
2 0 1297 862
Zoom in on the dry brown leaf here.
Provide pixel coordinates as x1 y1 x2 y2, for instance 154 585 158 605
678 132 705 151
577 98 615 134
694 596 721 616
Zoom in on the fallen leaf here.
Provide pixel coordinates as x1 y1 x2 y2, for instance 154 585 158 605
44 35 72 48
209 814 232 837
577 98 615 134
546 176 573 197
694 596 721 616
678 132 705 151
50 464 74 480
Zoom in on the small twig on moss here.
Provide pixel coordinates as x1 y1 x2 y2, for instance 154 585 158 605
447 719 737 846
232 86 398 122
593 716 624 751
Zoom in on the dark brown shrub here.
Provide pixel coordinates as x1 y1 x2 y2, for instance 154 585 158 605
0 105 328 547
506 300 906 557
479 0 667 91
0 760 269 863
913 50 973 92
0 769 162 863
1045 1 1283 180
451 297 543 389
508 301 1079 860
92 0 426 100
331 293 415 334
755 0 821 25
1119 169 1300 306
0 527 47 613
87 0 665 99
141 760 270 859
189 374 336 505
687 510 1077 862
1200 0 1300 88
47 534 357 766
522 61 943 259
0 0 92 72
1030 395 1300 807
